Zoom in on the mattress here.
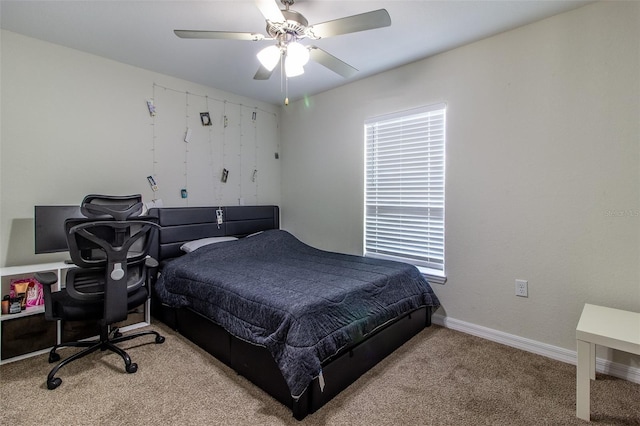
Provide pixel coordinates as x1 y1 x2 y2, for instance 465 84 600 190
154 229 440 398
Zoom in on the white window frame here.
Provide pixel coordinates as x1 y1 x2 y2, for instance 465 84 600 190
364 103 446 284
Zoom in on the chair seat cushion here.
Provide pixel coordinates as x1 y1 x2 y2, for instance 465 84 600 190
51 286 148 321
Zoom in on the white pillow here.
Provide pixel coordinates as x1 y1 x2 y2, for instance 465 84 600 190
180 236 238 253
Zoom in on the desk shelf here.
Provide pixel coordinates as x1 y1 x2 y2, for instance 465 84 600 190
0 262 150 364
1 262 72 364
0 305 45 321
1 261 70 319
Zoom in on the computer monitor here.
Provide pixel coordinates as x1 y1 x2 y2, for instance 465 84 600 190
34 205 85 254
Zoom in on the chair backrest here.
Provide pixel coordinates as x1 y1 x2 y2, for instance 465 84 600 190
65 219 157 269
64 194 158 324
81 194 143 221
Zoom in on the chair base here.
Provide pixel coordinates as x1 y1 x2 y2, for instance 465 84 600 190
46 326 165 390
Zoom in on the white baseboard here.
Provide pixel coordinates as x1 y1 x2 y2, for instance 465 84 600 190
431 313 640 384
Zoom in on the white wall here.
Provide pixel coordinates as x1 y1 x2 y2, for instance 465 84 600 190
280 1 640 365
1 1 638 369
0 30 281 267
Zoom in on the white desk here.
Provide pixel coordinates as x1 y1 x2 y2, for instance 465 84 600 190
576 304 640 421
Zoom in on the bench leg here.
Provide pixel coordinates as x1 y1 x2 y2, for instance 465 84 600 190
577 339 592 421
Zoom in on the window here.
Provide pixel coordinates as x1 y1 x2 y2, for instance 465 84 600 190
364 103 446 283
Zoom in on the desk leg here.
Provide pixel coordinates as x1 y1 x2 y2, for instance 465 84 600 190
577 339 592 421
589 342 596 380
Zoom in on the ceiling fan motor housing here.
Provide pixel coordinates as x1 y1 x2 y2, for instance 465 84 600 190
266 9 310 42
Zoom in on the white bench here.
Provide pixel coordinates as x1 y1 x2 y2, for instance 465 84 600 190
576 303 640 421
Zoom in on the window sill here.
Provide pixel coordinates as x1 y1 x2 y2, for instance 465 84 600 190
416 266 447 285
365 253 446 285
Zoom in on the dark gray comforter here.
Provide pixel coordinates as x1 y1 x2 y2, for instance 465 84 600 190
155 229 440 398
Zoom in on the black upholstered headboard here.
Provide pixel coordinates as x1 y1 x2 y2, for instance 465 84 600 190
148 205 279 261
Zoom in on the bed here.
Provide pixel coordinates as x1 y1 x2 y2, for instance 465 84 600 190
148 205 440 420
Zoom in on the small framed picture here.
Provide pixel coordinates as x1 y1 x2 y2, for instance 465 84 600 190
200 112 212 126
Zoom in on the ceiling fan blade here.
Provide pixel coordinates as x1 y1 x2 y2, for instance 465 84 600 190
254 63 277 80
174 30 267 41
309 47 358 78
307 9 391 39
255 0 285 23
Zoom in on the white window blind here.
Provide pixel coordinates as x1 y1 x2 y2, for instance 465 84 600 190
364 104 446 275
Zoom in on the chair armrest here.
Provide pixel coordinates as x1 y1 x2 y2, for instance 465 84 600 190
145 257 159 269
34 271 58 321
34 272 58 286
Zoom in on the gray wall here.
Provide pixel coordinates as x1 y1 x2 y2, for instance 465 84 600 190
280 1 640 365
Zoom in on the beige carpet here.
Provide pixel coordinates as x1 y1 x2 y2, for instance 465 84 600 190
1 322 638 425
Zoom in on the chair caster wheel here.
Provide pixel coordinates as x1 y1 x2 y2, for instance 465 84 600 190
126 363 138 374
49 352 61 363
47 377 62 390
114 331 123 338
156 335 165 344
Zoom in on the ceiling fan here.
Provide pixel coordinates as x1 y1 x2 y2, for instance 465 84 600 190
174 0 391 83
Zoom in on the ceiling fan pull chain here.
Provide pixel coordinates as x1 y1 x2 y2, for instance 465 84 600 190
285 73 289 106
280 53 284 93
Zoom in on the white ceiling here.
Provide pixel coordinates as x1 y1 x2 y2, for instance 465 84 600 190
1 0 593 106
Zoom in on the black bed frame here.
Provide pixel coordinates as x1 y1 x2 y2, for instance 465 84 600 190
148 205 432 420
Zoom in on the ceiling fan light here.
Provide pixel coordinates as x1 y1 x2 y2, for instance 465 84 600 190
286 42 310 67
285 56 305 77
257 45 281 71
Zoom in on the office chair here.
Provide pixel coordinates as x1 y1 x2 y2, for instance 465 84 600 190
35 194 164 390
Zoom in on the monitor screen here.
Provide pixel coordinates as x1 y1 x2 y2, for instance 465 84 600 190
34 205 85 254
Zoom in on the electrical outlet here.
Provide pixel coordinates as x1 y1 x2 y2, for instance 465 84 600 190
515 279 528 297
